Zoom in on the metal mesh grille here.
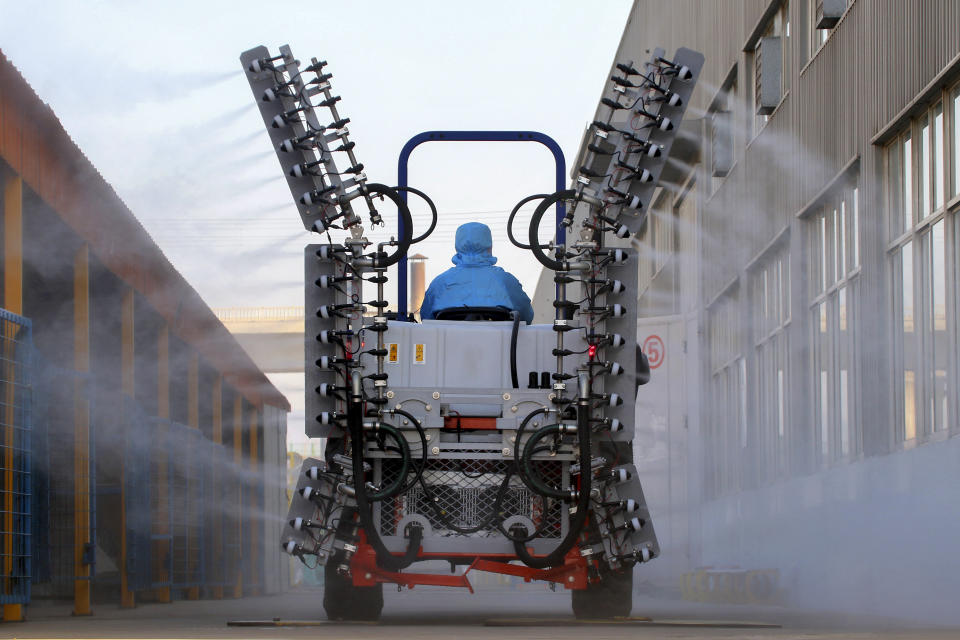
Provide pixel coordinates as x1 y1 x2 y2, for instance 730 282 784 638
0 312 31 605
378 458 564 539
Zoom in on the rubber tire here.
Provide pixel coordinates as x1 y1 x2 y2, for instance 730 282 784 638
572 441 634 619
322 554 384 621
572 564 634 619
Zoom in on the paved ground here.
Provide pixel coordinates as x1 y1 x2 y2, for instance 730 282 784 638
7 586 958 639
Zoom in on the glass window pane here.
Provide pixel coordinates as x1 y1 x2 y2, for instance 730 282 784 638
902 241 916 440
852 187 859 268
902 242 914 333
840 369 849 456
739 358 748 449
903 134 913 231
931 220 948 432
933 103 944 210
953 87 960 197
777 367 785 438
838 286 850 457
839 286 847 332
888 143 902 237
839 200 847 277
783 254 791 320
820 215 828 292
818 301 831 460
829 208 837 285
920 120 931 218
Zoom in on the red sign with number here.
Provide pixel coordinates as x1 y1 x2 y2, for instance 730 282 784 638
643 335 665 369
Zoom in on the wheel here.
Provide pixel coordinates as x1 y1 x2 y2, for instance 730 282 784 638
571 563 633 619
322 552 384 621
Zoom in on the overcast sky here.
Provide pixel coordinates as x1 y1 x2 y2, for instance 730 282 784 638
0 0 631 441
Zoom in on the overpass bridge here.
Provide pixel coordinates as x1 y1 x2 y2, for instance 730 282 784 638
214 306 305 373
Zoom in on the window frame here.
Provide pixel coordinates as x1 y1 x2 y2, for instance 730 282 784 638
885 81 960 446
809 178 862 465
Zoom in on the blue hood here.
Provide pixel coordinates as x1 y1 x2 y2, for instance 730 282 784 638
451 222 497 266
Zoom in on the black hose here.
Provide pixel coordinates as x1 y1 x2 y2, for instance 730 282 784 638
389 408 428 494
509 311 520 389
364 183 414 268
508 194 550 249
520 424 573 500
512 393 592 569
365 423 410 502
513 407 549 490
348 381 420 571
392 185 438 244
528 189 577 271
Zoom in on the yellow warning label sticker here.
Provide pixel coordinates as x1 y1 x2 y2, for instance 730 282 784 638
388 343 399 363
413 343 426 365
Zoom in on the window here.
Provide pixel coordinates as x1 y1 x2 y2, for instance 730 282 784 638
751 2 790 135
809 0 845 56
810 181 860 463
752 247 791 481
886 91 957 444
953 84 960 197
709 73 738 190
706 292 745 498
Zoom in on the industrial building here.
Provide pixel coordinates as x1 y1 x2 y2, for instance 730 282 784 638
534 0 960 620
0 51 290 622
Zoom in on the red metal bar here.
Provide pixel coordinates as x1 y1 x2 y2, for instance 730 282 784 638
348 541 589 591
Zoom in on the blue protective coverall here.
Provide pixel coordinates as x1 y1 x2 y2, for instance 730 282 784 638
420 222 535 323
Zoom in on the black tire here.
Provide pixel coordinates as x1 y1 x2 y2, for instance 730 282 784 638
572 564 633 619
572 442 634 619
322 553 384 621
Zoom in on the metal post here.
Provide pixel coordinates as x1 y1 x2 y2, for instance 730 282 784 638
211 376 223 599
2 176 23 623
186 354 200 600
119 289 135 608
73 245 92 616
232 395 243 599
155 326 171 604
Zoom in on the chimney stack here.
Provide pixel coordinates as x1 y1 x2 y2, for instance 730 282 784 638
408 253 428 317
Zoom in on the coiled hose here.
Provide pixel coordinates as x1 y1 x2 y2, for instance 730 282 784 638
508 193 550 249
348 374 421 571
511 383 592 568
364 183 414 268
391 185 438 244
527 189 578 271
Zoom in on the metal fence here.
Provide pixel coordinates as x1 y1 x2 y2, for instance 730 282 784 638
32 363 95 599
0 309 32 608
31 368 255 601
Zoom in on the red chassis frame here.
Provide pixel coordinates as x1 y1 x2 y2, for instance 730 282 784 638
350 536 590 592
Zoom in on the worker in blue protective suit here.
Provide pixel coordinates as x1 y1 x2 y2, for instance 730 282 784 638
420 222 535 323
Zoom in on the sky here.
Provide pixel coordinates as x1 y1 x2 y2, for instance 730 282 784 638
0 0 632 441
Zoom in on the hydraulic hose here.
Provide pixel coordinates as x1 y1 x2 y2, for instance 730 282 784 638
366 422 410 502
508 194 550 249
509 311 520 389
348 372 420 571
528 189 577 271
392 185 438 244
364 183 414 268
513 407 549 489
388 408 428 494
520 424 574 500
512 373 592 569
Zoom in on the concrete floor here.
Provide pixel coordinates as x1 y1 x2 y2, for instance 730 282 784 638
8 586 957 639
